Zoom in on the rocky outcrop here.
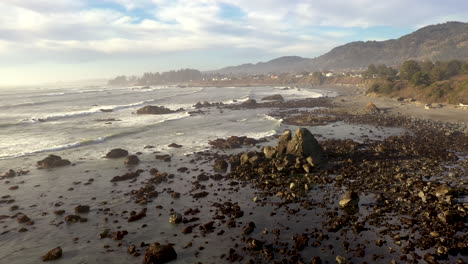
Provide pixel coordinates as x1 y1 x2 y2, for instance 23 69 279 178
136 105 183 115
261 94 284 101
193 101 224 108
42 247 62 261
37 155 71 169
106 148 128 159
168 143 182 148
273 128 325 165
143 243 177 264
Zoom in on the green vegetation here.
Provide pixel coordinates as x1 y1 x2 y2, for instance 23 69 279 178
366 60 468 104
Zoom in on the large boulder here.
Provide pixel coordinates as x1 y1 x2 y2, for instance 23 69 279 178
143 243 177 264
106 148 128 159
285 128 324 164
37 155 71 169
136 105 182 115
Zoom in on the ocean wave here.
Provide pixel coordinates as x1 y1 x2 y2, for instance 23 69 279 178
0 112 191 160
0 100 55 110
28 99 157 123
246 129 278 139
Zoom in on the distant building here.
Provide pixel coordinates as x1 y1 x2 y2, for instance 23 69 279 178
325 72 334 77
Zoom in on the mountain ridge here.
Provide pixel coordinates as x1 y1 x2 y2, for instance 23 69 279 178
215 21 468 74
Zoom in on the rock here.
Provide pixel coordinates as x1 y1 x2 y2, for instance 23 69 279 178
365 102 380 113
155 154 171 162
42 247 62 261
213 159 228 173
143 243 177 264
310 256 322 264
261 94 284 101
137 105 182 115
110 170 142 182
128 208 147 222
17 214 32 224
37 155 71 169
339 191 359 208
106 148 128 159
64 215 86 223
242 99 257 107
209 136 260 149
169 213 182 224
434 184 451 198
124 155 140 166
263 146 277 159
168 143 182 148
2 169 16 178
242 222 256 235
336 255 346 264
128 245 140 257
74 205 90 214
285 128 324 164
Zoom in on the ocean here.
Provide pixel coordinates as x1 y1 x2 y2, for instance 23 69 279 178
0 85 328 164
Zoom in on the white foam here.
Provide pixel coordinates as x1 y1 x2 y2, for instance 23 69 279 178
28 99 157 122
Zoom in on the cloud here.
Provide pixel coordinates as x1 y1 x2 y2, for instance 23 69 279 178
0 0 466 84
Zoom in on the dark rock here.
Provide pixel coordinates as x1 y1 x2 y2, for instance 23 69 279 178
209 136 260 149
261 94 284 101
64 215 86 223
168 143 182 148
111 170 142 182
74 205 90 214
37 155 71 169
128 208 147 222
17 214 33 224
124 155 140 166
42 247 62 261
2 169 16 178
137 105 182 115
213 159 228 173
106 148 128 159
155 155 171 162
242 222 256 235
128 245 140 257
143 243 177 264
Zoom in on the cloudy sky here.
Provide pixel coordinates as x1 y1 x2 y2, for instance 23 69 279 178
0 0 466 85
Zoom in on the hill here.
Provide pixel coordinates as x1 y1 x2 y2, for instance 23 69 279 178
216 22 468 74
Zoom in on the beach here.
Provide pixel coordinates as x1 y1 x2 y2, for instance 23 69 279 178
0 84 466 264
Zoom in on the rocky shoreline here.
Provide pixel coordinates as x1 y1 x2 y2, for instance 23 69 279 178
0 94 466 263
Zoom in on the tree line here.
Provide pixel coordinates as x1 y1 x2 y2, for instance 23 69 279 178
108 69 203 86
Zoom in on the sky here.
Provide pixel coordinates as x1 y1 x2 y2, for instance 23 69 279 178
0 0 467 85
